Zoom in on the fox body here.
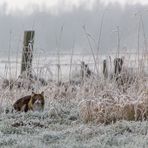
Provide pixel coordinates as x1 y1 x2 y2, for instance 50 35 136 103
13 92 44 112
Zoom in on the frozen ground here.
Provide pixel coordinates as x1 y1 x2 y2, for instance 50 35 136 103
0 111 148 148
0 75 147 148
0 54 148 148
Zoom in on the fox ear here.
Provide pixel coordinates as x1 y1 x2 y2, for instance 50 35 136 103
31 92 35 97
41 91 44 96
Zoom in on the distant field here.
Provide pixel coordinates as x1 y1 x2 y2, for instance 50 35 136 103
0 52 147 79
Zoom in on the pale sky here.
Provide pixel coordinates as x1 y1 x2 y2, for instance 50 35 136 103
0 0 148 15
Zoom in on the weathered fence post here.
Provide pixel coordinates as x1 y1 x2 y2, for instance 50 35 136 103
114 58 123 75
103 59 108 79
21 31 35 77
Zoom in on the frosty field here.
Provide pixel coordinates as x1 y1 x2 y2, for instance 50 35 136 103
1 0 148 147
1 112 148 148
0 53 148 148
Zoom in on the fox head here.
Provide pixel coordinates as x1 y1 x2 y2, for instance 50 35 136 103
28 91 45 111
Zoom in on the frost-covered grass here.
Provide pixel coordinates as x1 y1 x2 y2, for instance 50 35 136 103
0 69 148 148
0 112 148 148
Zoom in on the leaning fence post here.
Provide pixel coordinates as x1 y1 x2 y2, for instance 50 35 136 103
21 31 35 77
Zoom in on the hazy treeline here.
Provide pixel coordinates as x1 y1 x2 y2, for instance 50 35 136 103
0 1 148 55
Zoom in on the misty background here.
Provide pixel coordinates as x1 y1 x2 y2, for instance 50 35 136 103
0 0 148 57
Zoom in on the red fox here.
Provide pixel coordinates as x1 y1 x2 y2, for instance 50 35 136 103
13 92 44 112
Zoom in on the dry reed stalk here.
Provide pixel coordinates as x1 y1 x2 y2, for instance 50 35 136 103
82 25 98 75
69 40 75 82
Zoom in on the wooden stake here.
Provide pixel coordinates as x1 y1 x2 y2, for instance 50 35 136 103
21 31 35 77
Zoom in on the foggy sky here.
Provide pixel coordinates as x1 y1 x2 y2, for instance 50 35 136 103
0 1 148 56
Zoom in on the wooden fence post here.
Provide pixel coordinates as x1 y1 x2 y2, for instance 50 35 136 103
21 31 35 77
114 58 123 75
103 59 108 79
